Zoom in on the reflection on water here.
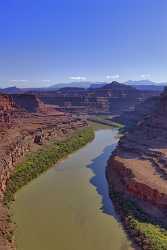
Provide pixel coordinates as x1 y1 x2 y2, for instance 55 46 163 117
12 129 132 250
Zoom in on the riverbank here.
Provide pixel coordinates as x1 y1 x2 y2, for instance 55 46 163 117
107 189 167 250
2 126 94 250
106 157 167 250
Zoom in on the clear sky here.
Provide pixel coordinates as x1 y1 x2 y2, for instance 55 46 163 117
0 0 167 87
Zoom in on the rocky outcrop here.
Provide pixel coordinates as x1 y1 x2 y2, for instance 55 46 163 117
107 87 167 220
0 94 20 129
11 93 63 114
0 94 16 111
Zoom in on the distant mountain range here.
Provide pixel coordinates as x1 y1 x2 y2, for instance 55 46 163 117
0 80 166 94
50 80 167 91
50 81 97 89
0 86 27 94
89 83 106 89
0 86 52 94
125 80 167 91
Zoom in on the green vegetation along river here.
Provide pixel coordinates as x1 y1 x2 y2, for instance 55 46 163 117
12 128 132 250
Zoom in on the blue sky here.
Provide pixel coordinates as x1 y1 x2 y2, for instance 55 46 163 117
0 0 167 87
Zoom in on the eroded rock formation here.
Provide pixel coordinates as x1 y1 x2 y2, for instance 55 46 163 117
11 93 64 114
36 82 158 115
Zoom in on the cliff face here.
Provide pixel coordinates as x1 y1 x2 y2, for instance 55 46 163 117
11 94 63 114
107 87 167 220
0 94 16 111
0 94 20 128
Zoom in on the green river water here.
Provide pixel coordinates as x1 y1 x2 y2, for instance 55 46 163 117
12 128 132 250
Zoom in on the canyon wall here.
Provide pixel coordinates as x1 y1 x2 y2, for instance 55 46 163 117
11 93 64 114
107 87 167 220
0 94 16 111
36 82 158 115
0 116 87 200
0 93 87 250
0 91 92 203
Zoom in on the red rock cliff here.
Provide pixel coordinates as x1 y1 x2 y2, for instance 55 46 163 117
11 93 63 114
0 93 88 250
107 87 167 220
0 94 16 111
